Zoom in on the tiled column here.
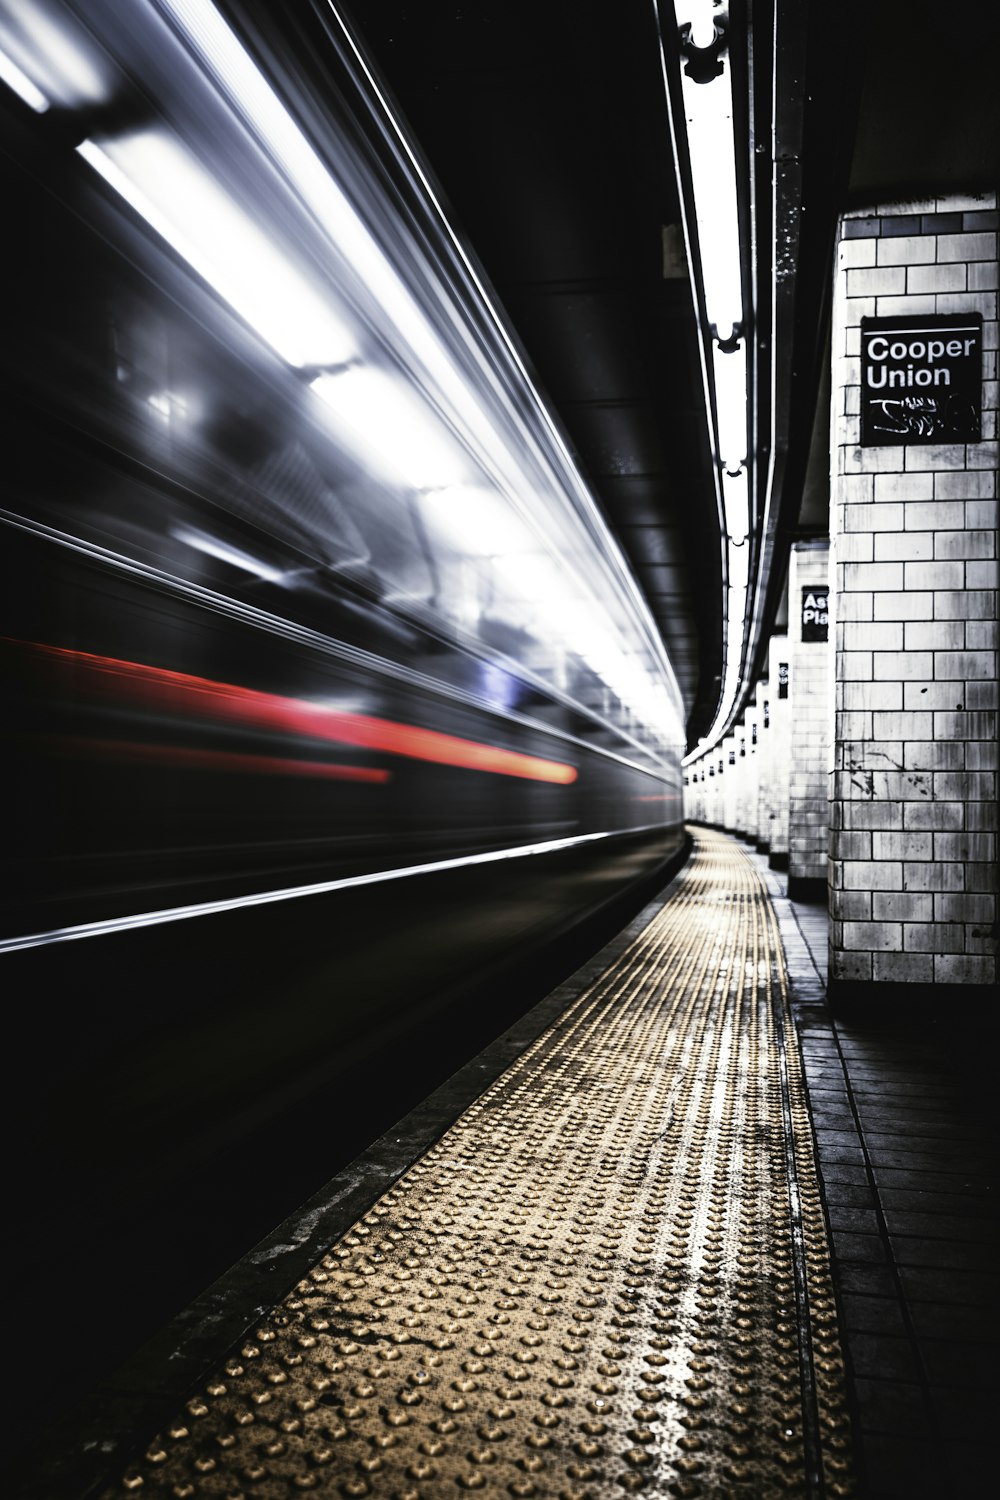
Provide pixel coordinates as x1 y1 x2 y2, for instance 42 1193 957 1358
829 192 998 998
763 632 791 867
788 541 832 899
722 732 739 830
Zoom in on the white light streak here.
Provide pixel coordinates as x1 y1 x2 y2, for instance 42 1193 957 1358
77 133 355 369
0 826 668 952
310 367 467 490
0 42 48 110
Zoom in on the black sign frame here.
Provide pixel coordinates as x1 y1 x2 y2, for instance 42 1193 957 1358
860 313 982 447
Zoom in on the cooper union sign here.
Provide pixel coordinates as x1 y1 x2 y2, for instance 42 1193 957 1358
860 313 982 446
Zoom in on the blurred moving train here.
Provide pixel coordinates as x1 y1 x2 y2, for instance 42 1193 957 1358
0 0 686 1437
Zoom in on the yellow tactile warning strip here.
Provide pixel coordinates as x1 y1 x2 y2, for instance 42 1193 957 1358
106 827 854 1499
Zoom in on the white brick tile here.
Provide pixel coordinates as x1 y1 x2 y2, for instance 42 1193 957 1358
872 831 933 861
873 890 933 922
968 440 999 470
903 681 972 710
935 893 995 923
847 266 906 296
934 710 997 741
843 920 901 951
903 794 964 823
935 529 996 560
903 443 967 471
906 263 966 294
963 680 998 710
874 472 934 503
831 949 872 982
935 650 996 680
903 500 965 530
843 861 902 891
846 561 904 591
966 560 999 588
874 591 934 621
842 680 901 711
875 532 933 562
966 620 998 649
873 650 932 680
843 445 905 475
841 296 877 326
877 236 936 267
839 239 877 268
934 191 997 212
838 593 874 621
969 261 999 292
904 922 965 953
936 291 997 320
840 650 873 680
935 954 996 983
837 533 874 562
936 231 997 262
903 620 964 650
873 951 933 982
902 741 964 772
934 590 995 619
875 294 937 316
841 801 902 831
872 710 933 738
903 560 965 590
845 503 902 533
937 470 994 498
934 770 996 800
902 862 964 893
934 831 996 862
843 621 902 651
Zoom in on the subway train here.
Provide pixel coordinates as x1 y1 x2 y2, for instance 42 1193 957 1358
0 0 686 1435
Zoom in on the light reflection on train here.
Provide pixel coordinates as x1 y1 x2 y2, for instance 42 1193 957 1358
0 0 688 1396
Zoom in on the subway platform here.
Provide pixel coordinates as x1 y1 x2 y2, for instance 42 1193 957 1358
12 828 998 1500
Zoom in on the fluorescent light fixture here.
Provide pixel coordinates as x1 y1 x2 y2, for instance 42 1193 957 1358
172 524 288 585
77 132 355 370
311 367 467 490
678 14 743 345
712 341 747 473
721 465 749 545
0 42 48 110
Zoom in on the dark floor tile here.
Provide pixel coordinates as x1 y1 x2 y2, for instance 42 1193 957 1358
822 1182 877 1210
882 1209 1000 1241
845 1332 921 1382
851 1377 930 1434
864 1144 996 1173
907 1301 1000 1342
878 1186 1000 1217
928 1382 1000 1437
839 1294 908 1336
832 1231 888 1263
899 1266 1000 1305
828 1206 881 1235
873 1166 999 1196
943 1444 994 1495
918 1337 1000 1388
857 1434 950 1499
889 1235 996 1271
817 1143 867 1166
835 1264 899 1298
817 1162 872 1188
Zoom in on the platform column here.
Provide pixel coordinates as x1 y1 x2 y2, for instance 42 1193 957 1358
762 632 791 867
787 541 832 899
829 192 998 998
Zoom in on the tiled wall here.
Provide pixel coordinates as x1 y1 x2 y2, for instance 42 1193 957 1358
788 542 832 898
830 193 998 990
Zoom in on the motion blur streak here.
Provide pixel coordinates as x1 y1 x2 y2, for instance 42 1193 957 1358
11 640 579 784
0 828 635 954
34 737 392 782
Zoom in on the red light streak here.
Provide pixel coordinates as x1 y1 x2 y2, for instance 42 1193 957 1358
10 641 578 785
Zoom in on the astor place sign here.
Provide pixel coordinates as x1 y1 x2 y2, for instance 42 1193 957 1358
860 314 982 446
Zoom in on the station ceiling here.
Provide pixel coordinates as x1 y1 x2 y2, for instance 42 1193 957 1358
337 0 997 748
